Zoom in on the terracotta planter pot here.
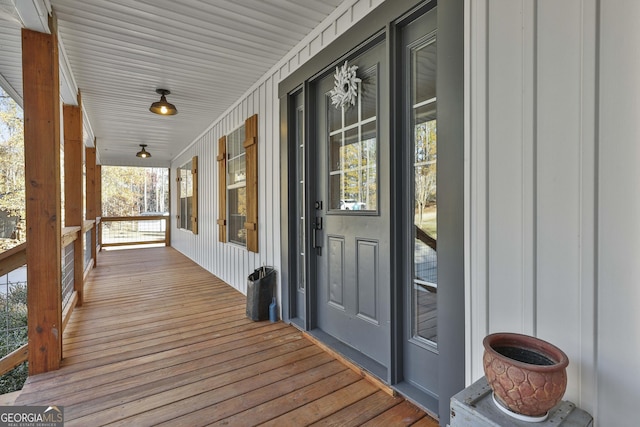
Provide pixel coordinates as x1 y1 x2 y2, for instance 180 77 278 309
483 333 569 419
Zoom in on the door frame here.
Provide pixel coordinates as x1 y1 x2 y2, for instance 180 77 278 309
279 0 464 424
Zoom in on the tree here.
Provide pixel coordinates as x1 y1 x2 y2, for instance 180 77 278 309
0 89 25 251
102 166 169 216
0 89 25 220
414 119 437 237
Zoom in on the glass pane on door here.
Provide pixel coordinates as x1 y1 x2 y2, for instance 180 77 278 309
296 102 305 291
327 67 378 212
412 37 438 345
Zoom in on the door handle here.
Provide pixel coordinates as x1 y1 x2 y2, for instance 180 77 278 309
312 201 323 255
312 216 323 255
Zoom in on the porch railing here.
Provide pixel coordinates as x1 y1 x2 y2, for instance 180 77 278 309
62 226 82 331
100 215 169 248
0 243 28 377
96 216 102 252
62 240 75 307
0 216 164 378
83 221 94 275
0 225 90 378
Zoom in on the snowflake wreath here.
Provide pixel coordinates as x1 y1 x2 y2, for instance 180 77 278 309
329 60 361 109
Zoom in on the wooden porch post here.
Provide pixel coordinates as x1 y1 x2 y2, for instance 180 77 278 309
63 96 84 306
22 27 63 374
86 146 97 267
96 164 102 250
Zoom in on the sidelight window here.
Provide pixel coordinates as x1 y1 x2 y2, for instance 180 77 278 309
412 36 438 346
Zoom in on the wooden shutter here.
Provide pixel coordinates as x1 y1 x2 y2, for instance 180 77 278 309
176 174 181 227
191 156 198 234
217 136 227 242
244 114 258 252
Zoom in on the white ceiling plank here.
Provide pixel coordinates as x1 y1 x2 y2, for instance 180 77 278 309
13 0 50 32
0 0 345 165
0 72 22 107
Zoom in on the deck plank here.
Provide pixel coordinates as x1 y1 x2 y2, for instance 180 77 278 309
309 390 406 426
361 400 428 426
259 380 380 426
15 247 437 426
210 368 360 426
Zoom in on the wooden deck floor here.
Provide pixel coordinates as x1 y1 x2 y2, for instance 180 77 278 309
16 247 437 426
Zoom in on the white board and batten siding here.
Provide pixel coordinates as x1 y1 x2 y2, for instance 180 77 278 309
170 0 639 424
170 0 387 299
467 0 640 425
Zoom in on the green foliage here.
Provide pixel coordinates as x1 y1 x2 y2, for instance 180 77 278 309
0 89 25 221
0 282 28 394
0 362 28 394
102 166 169 216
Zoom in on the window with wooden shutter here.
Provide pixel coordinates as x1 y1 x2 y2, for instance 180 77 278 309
218 114 258 252
244 114 258 252
217 136 227 242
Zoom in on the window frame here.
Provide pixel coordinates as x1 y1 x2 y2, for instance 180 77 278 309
226 125 247 246
217 114 259 252
176 156 198 234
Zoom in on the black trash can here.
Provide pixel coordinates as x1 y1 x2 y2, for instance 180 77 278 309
246 267 275 321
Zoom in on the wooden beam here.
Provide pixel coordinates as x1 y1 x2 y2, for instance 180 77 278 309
0 344 28 377
85 147 96 219
244 114 259 252
217 136 227 242
191 156 198 234
85 147 97 267
22 27 63 375
63 103 82 226
63 101 84 306
61 226 81 249
166 169 171 247
95 139 102 251
0 242 27 277
96 164 102 217
96 164 102 252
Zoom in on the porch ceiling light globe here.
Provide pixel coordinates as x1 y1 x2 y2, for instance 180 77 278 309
149 89 177 115
136 144 151 158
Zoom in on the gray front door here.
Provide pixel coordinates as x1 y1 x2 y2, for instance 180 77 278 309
313 40 390 368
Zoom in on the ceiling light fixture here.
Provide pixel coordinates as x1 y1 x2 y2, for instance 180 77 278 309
149 89 177 115
136 144 152 158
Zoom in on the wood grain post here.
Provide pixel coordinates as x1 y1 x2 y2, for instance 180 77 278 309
86 147 97 267
166 169 171 246
243 114 258 253
96 164 102 250
63 100 84 306
190 156 198 234
22 27 63 374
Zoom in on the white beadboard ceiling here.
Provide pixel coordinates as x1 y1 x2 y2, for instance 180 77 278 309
0 0 344 166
